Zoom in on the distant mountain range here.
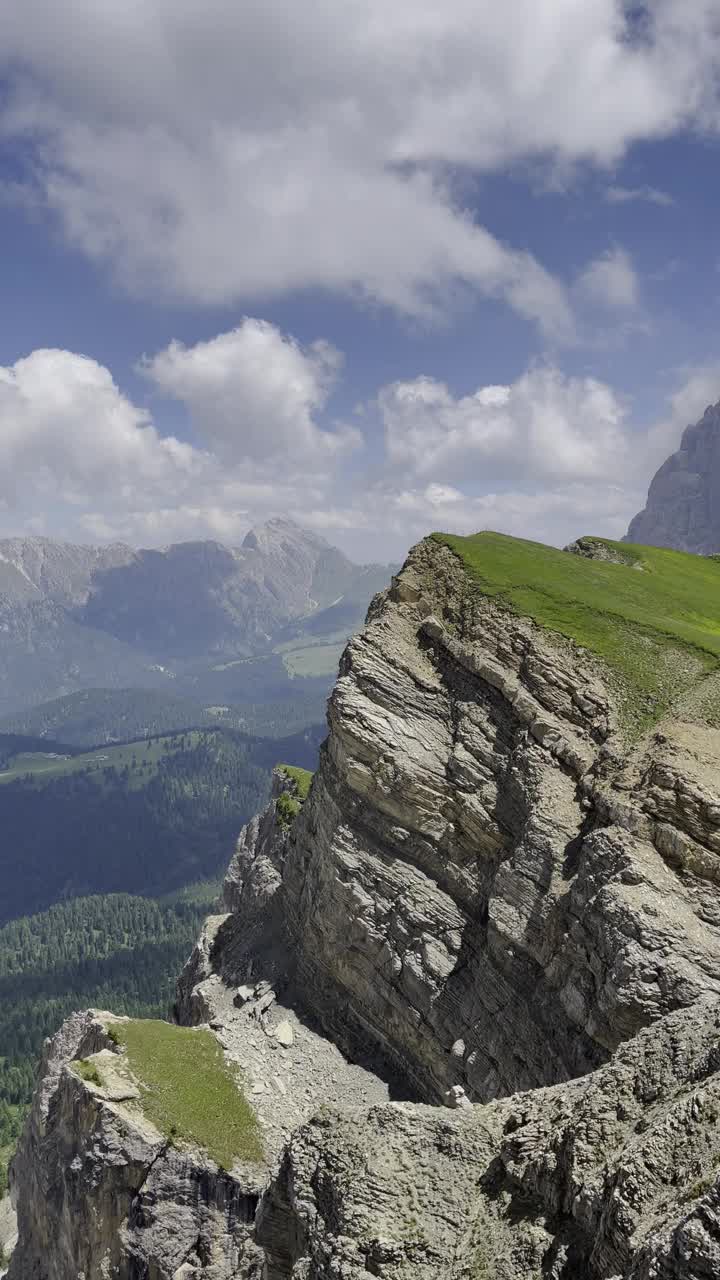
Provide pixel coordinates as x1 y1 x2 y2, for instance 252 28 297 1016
626 399 720 553
0 519 394 721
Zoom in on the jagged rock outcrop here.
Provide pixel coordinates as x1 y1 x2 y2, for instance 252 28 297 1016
260 997 720 1278
10 534 720 1278
231 539 720 1105
9 1012 267 1280
626 400 720 552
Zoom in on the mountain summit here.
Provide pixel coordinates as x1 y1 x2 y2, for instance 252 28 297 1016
626 399 720 552
0 520 392 716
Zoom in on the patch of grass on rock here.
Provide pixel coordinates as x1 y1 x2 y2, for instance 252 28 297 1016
277 764 313 799
275 764 313 827
113 1019 264 1169
74 1058 103 1086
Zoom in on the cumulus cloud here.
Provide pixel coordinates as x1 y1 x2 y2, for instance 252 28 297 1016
0 326 358 547
293 479 641 564
577 247 640 309
0 349 200 511
3 0 720 327
0 330 717 563
141 320 357 463
379 366 629 486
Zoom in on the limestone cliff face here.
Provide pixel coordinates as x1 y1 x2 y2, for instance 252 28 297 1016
10 535 720 1278
233 537 720 1101
626 400 720 552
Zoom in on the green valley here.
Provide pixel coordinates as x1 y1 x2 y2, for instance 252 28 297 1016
0 726 321 923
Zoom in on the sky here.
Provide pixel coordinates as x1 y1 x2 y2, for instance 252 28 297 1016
2 1 720 563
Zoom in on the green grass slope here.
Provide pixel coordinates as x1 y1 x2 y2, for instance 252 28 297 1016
434 532 720 732
111 1020 264 1168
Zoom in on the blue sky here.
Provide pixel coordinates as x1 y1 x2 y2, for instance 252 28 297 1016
2 0 720 562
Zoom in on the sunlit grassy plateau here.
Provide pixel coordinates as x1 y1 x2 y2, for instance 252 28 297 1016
434 532 720 732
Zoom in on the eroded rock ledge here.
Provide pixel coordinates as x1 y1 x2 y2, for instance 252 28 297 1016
9 536 720 1278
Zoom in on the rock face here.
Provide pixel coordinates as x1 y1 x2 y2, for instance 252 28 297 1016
9 1012 267 1280
10 535 720 1278
626 399 720 551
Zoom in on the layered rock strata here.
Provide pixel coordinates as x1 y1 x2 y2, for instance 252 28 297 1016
10 534 720 1278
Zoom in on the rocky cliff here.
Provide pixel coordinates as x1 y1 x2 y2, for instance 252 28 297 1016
9 532 720 1278
626 399 720 552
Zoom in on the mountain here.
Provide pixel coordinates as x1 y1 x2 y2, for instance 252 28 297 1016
0 538 134 605
10 531 720 1279
626 398 720 551
0 520 393 718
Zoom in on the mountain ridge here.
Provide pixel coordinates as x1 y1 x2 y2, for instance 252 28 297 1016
0 519 393 717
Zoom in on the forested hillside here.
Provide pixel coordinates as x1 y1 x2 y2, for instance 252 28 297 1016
0 689 243 746
0 678 332 744
0 722 322 1191
0 726 322 922
0 884 219 1193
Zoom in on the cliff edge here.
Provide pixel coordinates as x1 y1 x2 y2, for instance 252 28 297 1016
9 531 720 1278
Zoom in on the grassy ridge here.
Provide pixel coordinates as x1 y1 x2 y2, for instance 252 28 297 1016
434 532 720 730
275 764 313 826
278 764 313 799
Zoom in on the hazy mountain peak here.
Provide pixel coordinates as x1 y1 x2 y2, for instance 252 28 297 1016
626 398 720 553
0 536 136 605
241 517 332 558
0 526 393 713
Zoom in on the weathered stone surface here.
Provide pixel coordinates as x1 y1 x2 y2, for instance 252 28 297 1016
11 534 720 1278
260 999 720 1278
0 1195 16 1277
8 1013 266 1280
274 540 720 1104
626 399 720 552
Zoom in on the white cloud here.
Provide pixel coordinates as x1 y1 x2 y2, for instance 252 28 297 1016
0 349 200 511
0 332 717 565
578 247 640 309
379 366 629 485
0 328 358 548
294 480 642 564
3 1 720 327
141 320 357 463
605 184 674 206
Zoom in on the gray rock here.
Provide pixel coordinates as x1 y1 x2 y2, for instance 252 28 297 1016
626 398 720 552
274 1021 294 1048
